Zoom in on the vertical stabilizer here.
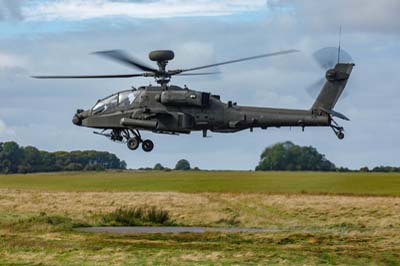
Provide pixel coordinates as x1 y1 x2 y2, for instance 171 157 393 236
312 63 354 111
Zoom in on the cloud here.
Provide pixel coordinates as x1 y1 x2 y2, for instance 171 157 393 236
0 53 27 82
172 41 216 68
0 118 15 136
281 0 400 34
22 0 267 21
0 119 5 134
0 53 26 68
0 0 23 20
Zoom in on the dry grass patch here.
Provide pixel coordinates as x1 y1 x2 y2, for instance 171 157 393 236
1 189 400 229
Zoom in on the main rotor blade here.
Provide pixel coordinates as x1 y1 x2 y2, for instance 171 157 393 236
178 49 299 73
32 73 147 79
177 71 220 76
93 50 158 73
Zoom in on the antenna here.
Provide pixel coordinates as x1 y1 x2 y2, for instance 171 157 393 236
337 25 342 64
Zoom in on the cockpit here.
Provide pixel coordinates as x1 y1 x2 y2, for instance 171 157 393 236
92 89 139 115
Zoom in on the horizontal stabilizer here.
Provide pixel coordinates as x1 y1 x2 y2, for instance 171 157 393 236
320 107 350 121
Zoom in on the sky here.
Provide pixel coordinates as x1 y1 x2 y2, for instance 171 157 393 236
0 0 399 170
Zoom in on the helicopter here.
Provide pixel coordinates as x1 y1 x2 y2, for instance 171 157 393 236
33 48 354 152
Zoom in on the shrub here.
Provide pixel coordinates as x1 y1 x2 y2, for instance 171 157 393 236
101 206 172 226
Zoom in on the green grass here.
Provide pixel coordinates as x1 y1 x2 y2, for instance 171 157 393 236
0 171 399 195
1 228 399 266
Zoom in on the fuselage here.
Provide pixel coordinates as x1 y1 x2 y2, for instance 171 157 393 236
73 85 330 135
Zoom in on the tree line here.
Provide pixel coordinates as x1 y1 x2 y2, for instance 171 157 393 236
140 159 200 171
1 140 398 174
255 141 400 172
359 166 400 173
0 141 127 174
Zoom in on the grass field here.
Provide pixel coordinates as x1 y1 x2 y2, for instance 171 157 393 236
0 170 400 195
1 171 400 265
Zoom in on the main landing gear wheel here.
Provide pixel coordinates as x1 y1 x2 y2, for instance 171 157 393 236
127 137 140 150
142 139 154 152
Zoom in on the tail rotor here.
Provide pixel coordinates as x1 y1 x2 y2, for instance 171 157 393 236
306 47 353 98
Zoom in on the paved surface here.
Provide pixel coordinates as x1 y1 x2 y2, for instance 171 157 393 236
75 226 270 234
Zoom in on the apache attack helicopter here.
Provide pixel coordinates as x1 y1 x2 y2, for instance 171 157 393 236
33 48 354 152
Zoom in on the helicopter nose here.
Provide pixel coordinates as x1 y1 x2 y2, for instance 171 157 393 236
72 109 88 126
72 115 82 126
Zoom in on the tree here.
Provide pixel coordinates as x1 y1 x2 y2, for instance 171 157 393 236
23 146 41 172
0 141 127 174
175 159 191 171
153 163 165 171
256 141 336 171
0 142 22 173
65 163 84 171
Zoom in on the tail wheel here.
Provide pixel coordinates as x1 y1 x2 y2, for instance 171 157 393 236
127 137 140 151
142 139 154 152
330 119 345 140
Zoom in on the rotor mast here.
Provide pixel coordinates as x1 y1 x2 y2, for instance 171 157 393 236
149 50 175 87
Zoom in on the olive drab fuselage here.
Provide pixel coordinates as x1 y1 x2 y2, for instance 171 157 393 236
75 85 329 135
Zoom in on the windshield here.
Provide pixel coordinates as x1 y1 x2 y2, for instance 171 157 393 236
92 90 138 114
118 91 136 108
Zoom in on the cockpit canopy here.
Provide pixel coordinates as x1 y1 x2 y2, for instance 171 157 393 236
92 89 139 114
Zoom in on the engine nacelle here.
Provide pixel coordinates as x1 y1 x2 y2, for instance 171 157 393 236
159 90 210 107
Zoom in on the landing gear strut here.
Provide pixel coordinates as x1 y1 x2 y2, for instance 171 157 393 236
330 119 345 140
94 129 155 152
126 129 154 152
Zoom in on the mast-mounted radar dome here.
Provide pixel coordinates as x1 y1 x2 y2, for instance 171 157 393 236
149 50 175 62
